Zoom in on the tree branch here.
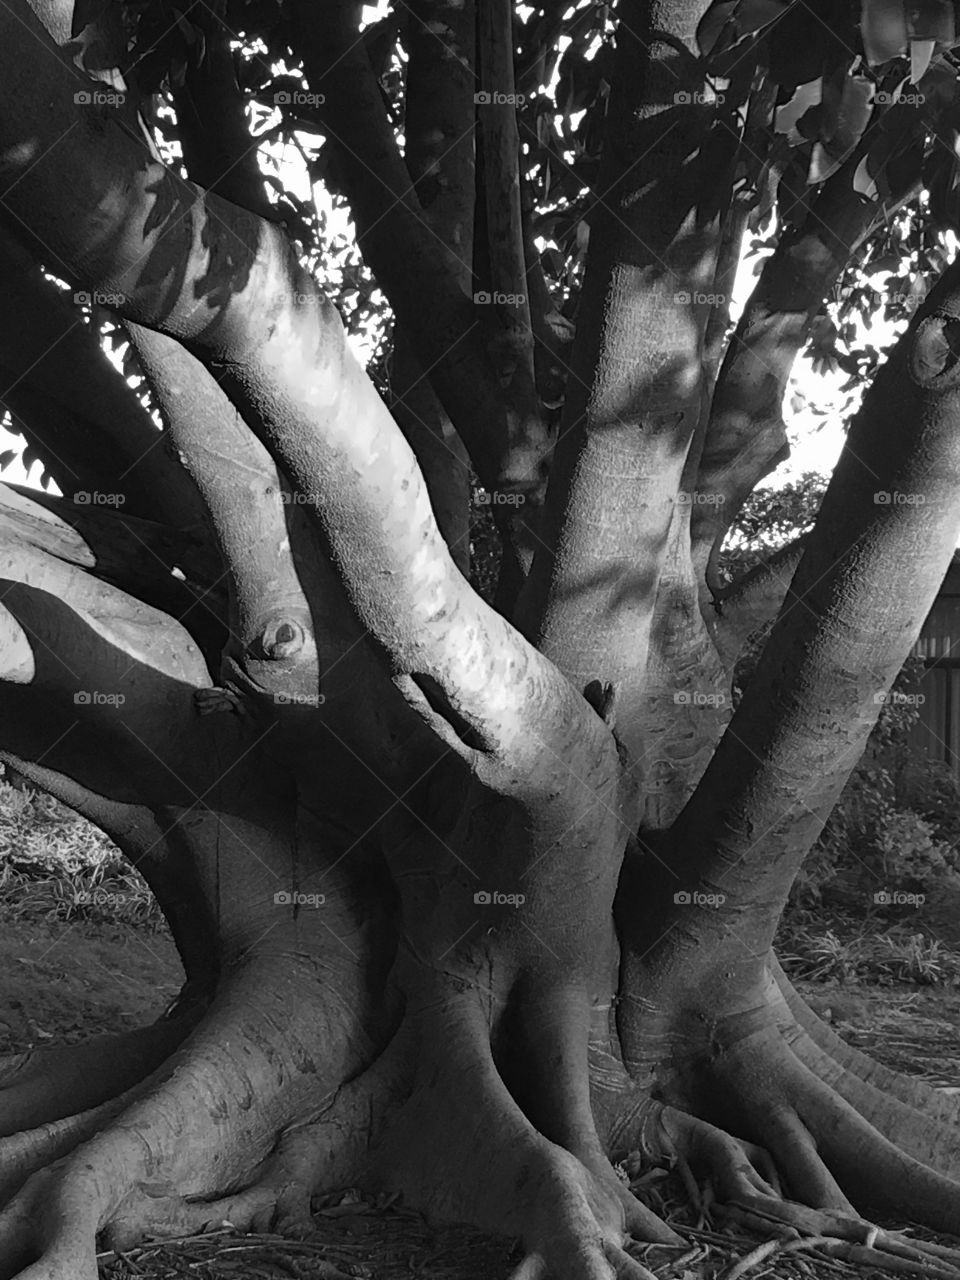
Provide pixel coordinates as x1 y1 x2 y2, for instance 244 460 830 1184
0 0 610 793
691 164 920 590
168 0 275 220
0 227 208 528
289 0 551 511
516 0 730 758
708 536 807 672
662 262 960 959
388 0 476 573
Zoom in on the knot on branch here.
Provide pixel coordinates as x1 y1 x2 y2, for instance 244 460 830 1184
259 618 306 660
909 314 960 389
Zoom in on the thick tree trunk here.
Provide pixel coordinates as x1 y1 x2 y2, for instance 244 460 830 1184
2 2 960 1278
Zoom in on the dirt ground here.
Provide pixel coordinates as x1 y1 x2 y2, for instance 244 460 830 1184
0 916 182 1054
4 916 960 1280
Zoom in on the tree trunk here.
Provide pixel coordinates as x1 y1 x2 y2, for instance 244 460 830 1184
1 0 960 1278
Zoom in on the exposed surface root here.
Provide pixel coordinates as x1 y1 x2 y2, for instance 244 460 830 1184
369 980 682 1280
0 955 381 1280
773 954 960 1124
0 1014 195 1137
612 1098 960 1277
0 1097 129 1204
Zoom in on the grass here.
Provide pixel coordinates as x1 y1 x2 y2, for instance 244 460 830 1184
778 920 960 986
0 776 164 930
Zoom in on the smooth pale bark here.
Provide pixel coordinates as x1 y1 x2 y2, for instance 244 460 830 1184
517 0 724 763
0 0 607 789
628 263 960 996
691 169 918 584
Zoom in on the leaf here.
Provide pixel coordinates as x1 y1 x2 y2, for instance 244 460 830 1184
0 450 18 471
910 37 936 82
774 78 822 137
696 0 791 58
172 9 198 43
808 70 875 182
861 0 908 64
853 152 878 199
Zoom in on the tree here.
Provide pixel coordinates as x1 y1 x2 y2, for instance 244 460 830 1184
3 0 960 1276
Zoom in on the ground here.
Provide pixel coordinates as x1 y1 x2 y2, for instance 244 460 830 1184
4 904 960 1280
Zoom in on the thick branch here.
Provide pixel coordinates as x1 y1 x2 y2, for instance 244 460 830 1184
389 0 476 572
0 0 608 793
169 0 274 220
476 0 536 392
517 0 727 757
0 481 226 663
289 0 551 509
692 166 919 584
662 264 960 966
0 228 208 528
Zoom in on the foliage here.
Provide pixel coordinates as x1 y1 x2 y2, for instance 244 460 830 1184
725 476 960 913
720 471 827 581
789 654 960 910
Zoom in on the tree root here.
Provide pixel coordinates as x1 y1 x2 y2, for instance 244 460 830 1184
0 955 381 1280
772 954 960 1126
0 1098 129 1205
0 1015 196 1138
368 977 683 1280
